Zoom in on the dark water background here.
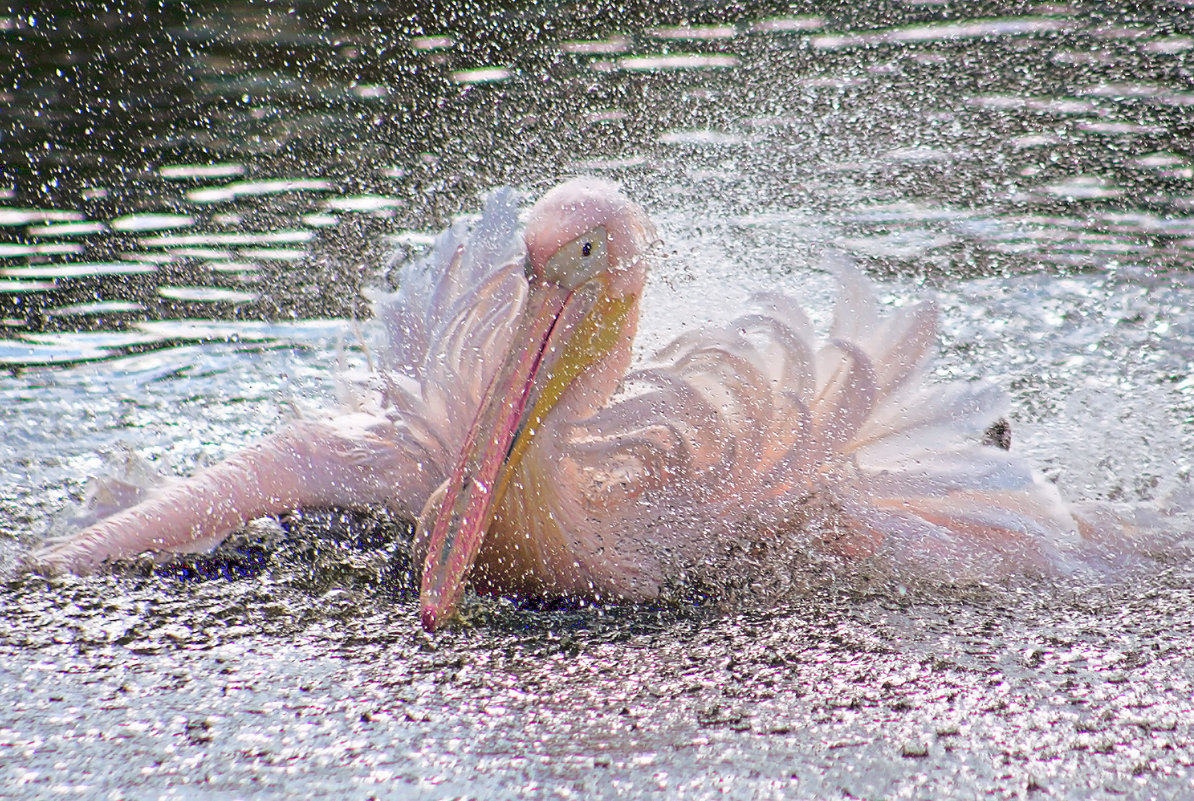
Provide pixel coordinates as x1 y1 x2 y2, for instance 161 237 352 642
3 1 1194 798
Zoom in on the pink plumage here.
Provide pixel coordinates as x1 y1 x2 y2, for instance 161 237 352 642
32 179 1169 627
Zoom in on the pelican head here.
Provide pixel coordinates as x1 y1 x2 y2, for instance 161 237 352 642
525 178 656 296
418 178 656 630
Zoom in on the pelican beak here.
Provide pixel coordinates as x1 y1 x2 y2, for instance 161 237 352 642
417 269 636 631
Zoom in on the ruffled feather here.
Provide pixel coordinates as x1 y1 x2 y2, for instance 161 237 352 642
350 189 530 493
510 258 1088 596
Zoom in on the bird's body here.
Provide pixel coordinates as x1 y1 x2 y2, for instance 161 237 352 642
33 179 1133 629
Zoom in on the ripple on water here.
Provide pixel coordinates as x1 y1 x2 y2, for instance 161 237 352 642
158 163 246 180
0 209 83 226
47 301 146 318
749 16 824 33
0 243 84 257
203 259 261 273
24 222 107 237
237 247 307 261
110 214 195 232
0 340 115 366
450 67 511 84
810 16 1074 50
322 195 404 213
410 35 454 51
614 53 740 71
0 279 55 293
159 286 258 304
560 37 631 55
186 179 334 204
648 24 737 40
658 129 744 146
139 230 315 247
1 262 157 279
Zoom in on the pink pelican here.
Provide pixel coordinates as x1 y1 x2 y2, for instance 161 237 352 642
33 178 1104 631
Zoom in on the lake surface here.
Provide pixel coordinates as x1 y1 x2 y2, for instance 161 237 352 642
3 1 1194 798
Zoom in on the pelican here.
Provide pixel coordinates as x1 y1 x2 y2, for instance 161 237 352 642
33 178 1102 631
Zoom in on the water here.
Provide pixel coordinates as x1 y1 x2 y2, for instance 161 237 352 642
3 1 1194 797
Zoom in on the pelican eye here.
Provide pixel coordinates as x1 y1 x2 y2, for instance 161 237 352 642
540 225 610 289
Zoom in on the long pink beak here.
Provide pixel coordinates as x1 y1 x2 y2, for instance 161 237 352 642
418 278 590 631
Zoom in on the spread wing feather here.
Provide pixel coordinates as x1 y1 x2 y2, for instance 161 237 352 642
33 190 531 572
352 189 529 487
540 259 1085 591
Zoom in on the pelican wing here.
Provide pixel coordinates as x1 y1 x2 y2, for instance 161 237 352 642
352 188 531 495
541 262 1082 593
34 189 532 573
